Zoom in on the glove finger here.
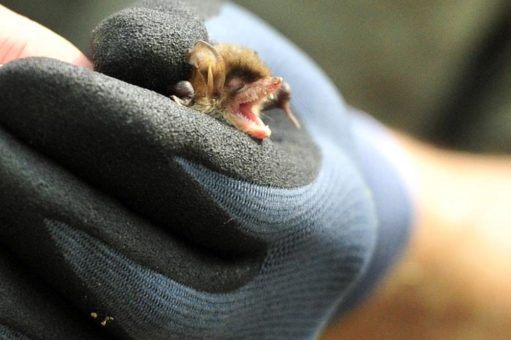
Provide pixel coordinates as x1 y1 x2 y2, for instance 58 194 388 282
0 124 263 295
91 1 224 96
91 2 209 96
0 58 319 254
0 129 263 339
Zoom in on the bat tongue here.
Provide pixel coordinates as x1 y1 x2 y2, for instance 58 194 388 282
224 77 283 139
228 102 271 139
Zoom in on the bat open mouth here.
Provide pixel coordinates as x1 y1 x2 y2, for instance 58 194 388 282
225 77 283 139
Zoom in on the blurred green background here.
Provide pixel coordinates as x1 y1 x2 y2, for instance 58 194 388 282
3 0 511 153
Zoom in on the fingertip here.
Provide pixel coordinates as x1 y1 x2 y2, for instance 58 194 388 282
72 54 94 70
0 5 92 69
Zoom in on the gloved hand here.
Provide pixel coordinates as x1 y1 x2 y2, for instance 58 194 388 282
0 1 410 339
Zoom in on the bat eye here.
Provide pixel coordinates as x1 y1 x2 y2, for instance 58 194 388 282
226 77 245 93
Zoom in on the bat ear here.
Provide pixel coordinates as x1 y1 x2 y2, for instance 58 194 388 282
188 40 220 68
188 40 225 98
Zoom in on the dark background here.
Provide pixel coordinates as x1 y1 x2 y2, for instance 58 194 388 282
4 0 511 153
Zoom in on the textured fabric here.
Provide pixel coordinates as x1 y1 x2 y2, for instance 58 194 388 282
92 5 209 95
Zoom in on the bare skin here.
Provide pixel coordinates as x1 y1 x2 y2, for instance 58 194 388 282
322 134 511 340
0 4 92 68
3 6 510 338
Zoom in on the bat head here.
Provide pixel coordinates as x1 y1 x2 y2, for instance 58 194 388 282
188 41 285 139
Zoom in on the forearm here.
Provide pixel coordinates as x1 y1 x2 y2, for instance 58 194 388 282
323 132 511 339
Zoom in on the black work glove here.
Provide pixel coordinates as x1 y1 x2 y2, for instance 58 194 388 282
0 1 411 338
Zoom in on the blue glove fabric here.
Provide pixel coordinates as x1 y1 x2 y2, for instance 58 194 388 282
0 2 412 339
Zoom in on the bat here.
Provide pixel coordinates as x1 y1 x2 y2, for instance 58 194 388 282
170 41 300 140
